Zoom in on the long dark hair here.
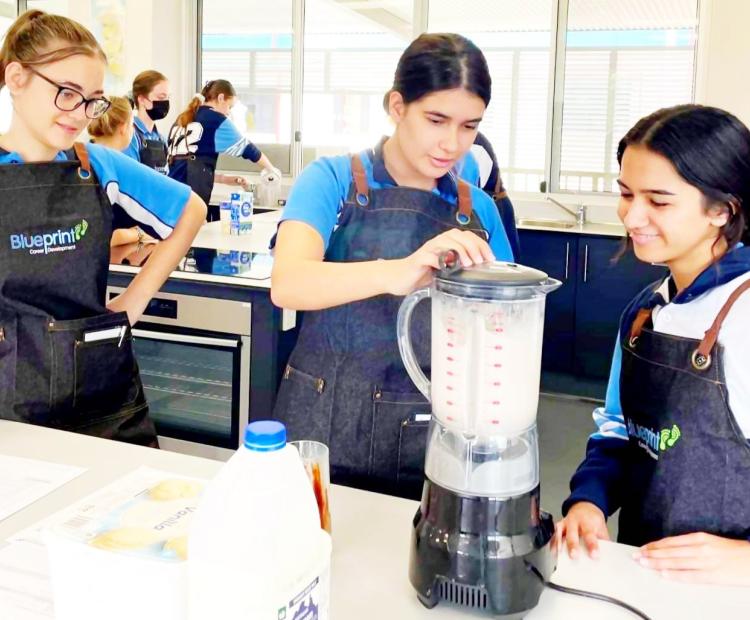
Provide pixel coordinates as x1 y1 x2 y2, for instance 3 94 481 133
618 104 750 248
383 33 491 111
175 79 236 128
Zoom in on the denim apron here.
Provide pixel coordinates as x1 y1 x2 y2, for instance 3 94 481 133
0 143 157 446
273 152 487 498
135 123 168 174
618 279 750 545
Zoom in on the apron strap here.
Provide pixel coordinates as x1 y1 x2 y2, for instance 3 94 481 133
692 278 750 370
456 180 473 225
492 172 508 201
72 142 92 179
350 154 370 207
628 307 653 346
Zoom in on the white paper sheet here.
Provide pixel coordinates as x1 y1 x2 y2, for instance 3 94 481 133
0 455 86 523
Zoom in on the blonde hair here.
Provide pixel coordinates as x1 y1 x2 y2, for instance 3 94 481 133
0 10 107 88
175 79 236 128
132 69 167 106
88 95 132 139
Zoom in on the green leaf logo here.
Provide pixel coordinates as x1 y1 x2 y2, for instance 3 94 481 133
74 223 82 241
79 219 88 238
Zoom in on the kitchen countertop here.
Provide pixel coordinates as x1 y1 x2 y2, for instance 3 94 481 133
0 420 745 620
517 219 626 237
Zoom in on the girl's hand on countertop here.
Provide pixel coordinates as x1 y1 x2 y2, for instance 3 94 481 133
634 532 750 585
554 501 610 560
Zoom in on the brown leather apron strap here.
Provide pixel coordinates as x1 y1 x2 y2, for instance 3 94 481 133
350 154 370 206
72 142 92 178
456 180 473 225
692 278 750 370
492 172 508 201
628 307 653 346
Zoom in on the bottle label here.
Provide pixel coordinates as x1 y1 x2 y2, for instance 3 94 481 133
276 570 327 620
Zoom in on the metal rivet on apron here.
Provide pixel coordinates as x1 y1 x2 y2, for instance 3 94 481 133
356 193 369 207
455 212 470 225
0 327 4 342
48 321 54 329
374 389 382 400
77 167 91 180
691 349 712 371
628 336 639 348
316 378 326 394
283 365 291 380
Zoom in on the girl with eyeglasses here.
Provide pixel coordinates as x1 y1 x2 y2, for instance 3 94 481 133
0 11 206 446
122 70 170 174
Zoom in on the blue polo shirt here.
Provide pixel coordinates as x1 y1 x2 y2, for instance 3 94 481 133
0 142 191 239
279 140 513 260
122 116 168 173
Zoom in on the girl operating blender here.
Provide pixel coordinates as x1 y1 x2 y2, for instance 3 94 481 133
270 33 513 499
0 10 206 446
558 105 750 586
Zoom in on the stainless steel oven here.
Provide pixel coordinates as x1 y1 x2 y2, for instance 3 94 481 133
107 287 251 460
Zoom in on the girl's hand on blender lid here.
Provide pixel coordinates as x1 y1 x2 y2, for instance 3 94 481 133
384 229 495 297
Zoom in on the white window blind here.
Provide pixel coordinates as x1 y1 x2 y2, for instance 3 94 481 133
559 0 698 192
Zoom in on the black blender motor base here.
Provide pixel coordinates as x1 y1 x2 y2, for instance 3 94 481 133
409 480 556 617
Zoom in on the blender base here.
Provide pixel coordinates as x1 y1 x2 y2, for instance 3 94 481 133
409 480 556 617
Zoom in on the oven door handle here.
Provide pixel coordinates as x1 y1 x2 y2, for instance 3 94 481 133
131 329 240 349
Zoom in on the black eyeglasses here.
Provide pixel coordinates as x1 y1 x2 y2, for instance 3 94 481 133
27 66 111 119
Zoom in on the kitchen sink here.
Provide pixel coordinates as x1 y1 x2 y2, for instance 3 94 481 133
515 218 576 230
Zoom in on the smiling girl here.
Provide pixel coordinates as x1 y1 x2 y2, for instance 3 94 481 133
558 104 750 585
270 33 513 499
0 11 206 446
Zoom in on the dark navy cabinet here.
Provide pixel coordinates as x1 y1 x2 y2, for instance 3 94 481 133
519 230 667 379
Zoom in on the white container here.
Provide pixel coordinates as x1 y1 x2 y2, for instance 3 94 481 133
188 420 332 620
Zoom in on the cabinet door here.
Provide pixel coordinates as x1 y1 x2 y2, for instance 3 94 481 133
517 230 578 372
575 236 667 378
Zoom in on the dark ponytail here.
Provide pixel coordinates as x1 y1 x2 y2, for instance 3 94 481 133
618 104 750 248
175 79 237 128
383 33 491 112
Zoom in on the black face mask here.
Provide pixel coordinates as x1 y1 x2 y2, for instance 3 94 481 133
146 99 170 121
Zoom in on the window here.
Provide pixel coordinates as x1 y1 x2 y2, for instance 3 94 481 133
558 0 698 192
200 0 294 173
198 0 700 193
302 0 413 163
428 0 555 193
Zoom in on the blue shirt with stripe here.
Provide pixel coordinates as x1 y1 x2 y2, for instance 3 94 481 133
167 106 262 186
563 243 750 518
279 143 513 260
0 142 191 239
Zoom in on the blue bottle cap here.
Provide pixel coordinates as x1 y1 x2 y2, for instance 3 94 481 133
244 420 286 451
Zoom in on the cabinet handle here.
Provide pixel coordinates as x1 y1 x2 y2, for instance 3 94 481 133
564 242 570 280
583 244 589 283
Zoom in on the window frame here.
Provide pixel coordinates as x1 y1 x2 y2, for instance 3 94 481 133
195 0 702 198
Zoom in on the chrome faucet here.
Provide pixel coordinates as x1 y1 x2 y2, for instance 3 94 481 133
547 196 587 226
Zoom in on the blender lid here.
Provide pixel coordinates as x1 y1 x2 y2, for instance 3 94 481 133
437 253 549 286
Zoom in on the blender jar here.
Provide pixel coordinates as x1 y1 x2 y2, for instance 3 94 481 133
397 258 561 497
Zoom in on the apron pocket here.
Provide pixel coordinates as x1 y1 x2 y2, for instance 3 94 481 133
371 388 431 496
49 312 139 421
273 363 331 442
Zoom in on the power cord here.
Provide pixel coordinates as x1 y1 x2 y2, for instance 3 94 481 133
526 561 654 620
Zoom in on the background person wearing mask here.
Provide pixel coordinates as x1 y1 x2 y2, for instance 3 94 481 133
270 34 513 499
123 69 170 174
0 10 206 446
167 79 280 221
